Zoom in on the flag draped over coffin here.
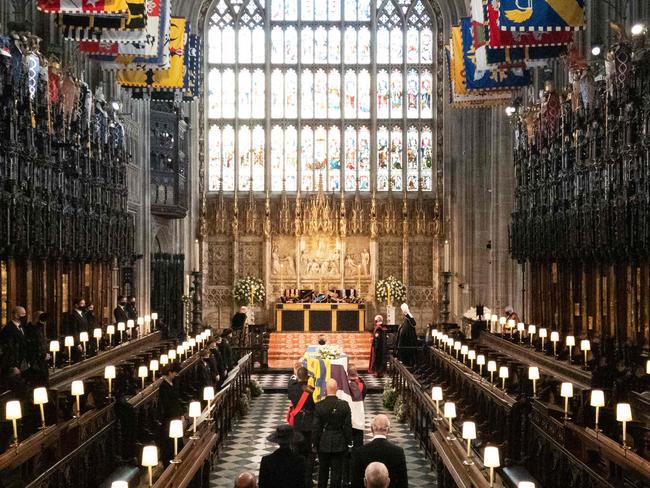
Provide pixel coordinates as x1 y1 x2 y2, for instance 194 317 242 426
460 17 531 91
37 0 129 14
117 17 185 89
80 0 169 64
497 0 585 32
60 0 147 39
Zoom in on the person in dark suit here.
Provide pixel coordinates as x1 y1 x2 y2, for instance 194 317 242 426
126 296 138 321
197 349 213 389
208 340 227 387
396 304 417 367
159 363 183 465
113 295 129 325
258 424 306 488
313 379 352 488
24 311 50 386
219 331 234 370
231 306 247 345
62 298 89 338
0 306 29 372
288 367 316 486
351 415 408 488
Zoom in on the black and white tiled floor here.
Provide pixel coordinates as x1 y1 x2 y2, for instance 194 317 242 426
210 391 437 487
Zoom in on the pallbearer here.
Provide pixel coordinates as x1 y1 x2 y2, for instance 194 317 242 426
368 315 388 378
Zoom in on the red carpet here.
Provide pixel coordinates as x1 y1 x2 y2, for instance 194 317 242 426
268 332 373 369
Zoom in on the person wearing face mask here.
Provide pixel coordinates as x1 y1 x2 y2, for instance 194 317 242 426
114 295 129 325
62 298 89 362
126 296 138 321
24 311 50 386
0 306 29 373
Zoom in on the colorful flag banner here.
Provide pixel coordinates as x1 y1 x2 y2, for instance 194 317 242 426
59 0 147 39
497 0 585 32
460 17 531 91
117 17 185 89
37 0 128 14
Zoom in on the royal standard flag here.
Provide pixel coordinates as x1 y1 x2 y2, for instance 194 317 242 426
497 0 585 32
60 0 147 38
460 17 531 91
38 0 128 14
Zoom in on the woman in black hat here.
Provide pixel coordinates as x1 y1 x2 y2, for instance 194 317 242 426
258 424 307 488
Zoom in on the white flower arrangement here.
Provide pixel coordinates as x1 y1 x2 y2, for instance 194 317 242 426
316 344 344 360
463 306 492 321
375 276 406 304
233 276 266 305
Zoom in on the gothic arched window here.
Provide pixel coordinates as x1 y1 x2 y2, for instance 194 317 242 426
206 0 435 193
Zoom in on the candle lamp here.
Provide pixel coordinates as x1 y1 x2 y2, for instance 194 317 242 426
477 354 486 376
189 401 202 440
127 319 135 338
33 387 48 430
507 319 515 338
483 446 500 487
616 403 632 449
169 349 177 362
518 483 535 488
565 335 576 363
446 337 454 354
92 328 102 352
112 482 128 488
138 365 149 389
490 314 498 333
141 445 158 487
144 314 151 334
550 331 560 356
176 345 184 360
528 366 540 398
71 380 84 418
204 386 215 413
105 365 116 398
189 338 196 354
49 340 60 370
528 324 536 347
443 402 456 440
590 390 604 433
462 421 476 465
460 345 468 363
487 360 497 384
151 312 158 330
106 325 115 347
431 387 443 420
169 419 184 463
453 341 461 360
137 317 144 336
149 359 159 381
182 341 190 355
64 336 75 364
560 382 573 421
79 331 89 357
468 350 476 370
499 366 509 390
580 339 590 367
117 322 125 342
160 354 169 366
517 322 525 344
441 334 448 350
499 317 507 337
5 400 22 447
539 328 547 351
646 359 649 375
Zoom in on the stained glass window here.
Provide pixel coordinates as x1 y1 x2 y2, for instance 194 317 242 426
207 0 436 192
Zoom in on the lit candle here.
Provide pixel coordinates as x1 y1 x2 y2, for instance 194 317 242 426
184 274 190 296
194 239 200 271
387 284 391 306
444 240 450 272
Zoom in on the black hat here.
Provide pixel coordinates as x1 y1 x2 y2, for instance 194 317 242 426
267 424 303 445
221 328 233 338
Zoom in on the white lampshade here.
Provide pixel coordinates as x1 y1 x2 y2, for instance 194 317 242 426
590 390 605 408
528 366 540 380
106 325 115 335
138 365 148 378
490 314 498 322
507 319 515 329
160 354 169 366
149 360 159 372
647 359 650 375
104 365 116 379
461 345 468 355
560 382 573 398
499 366 509 379
476 355 486 366
141 445 159 467
117 322 126 332
517 322 525 332
33 387 48 405
454 341 461 351
189 338 196 348
431 386 443 401
443 402 456 419
144 314 151 322
539 328 548 338
487 360 497 372
462 421 476 440
79 331 89 342
169 419 184 438
176 345 184 355
550 331 560 342
49 340 60 352
518 483 535 488
168 349 177 360
616 403 632 422
580 339 590 351
151 312 158 320
93 328 102 339
71 380 84 396
566 335 576 347
468 350 476 360
499 317 506 326
182 341 189 350
205 329 212 337
203 386 215 401
137 317 144 326
5 400 22 420
431 328 438 337
446 338 454 347
64 336 75 347
441 334 448 343
111 482 129 488
127 319 135 329
189 401 202 418
528 324 536 335
483 446 500 467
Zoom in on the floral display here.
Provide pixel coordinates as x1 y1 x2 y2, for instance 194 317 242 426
233 276 265 305
375 276 406 305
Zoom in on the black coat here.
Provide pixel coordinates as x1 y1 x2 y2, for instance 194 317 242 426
113 306 129 324
312 395 352 453
0 321 28 370
397 315 417 366
209 347 227 380
219 339 233 370
159 378 183 421
231 312 247 332
259 446 306 488
62 310 89 338
369 325 388 374
287 382 316 433
351 437 408 488
24 322 49 384
126 303 138 320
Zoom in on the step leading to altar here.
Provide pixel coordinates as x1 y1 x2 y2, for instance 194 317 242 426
267 332 372 369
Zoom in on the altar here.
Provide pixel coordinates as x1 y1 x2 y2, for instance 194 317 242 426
275 303 366 332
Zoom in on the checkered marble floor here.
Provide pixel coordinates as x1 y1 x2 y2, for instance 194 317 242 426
209 393 437 487
252 373 389 393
